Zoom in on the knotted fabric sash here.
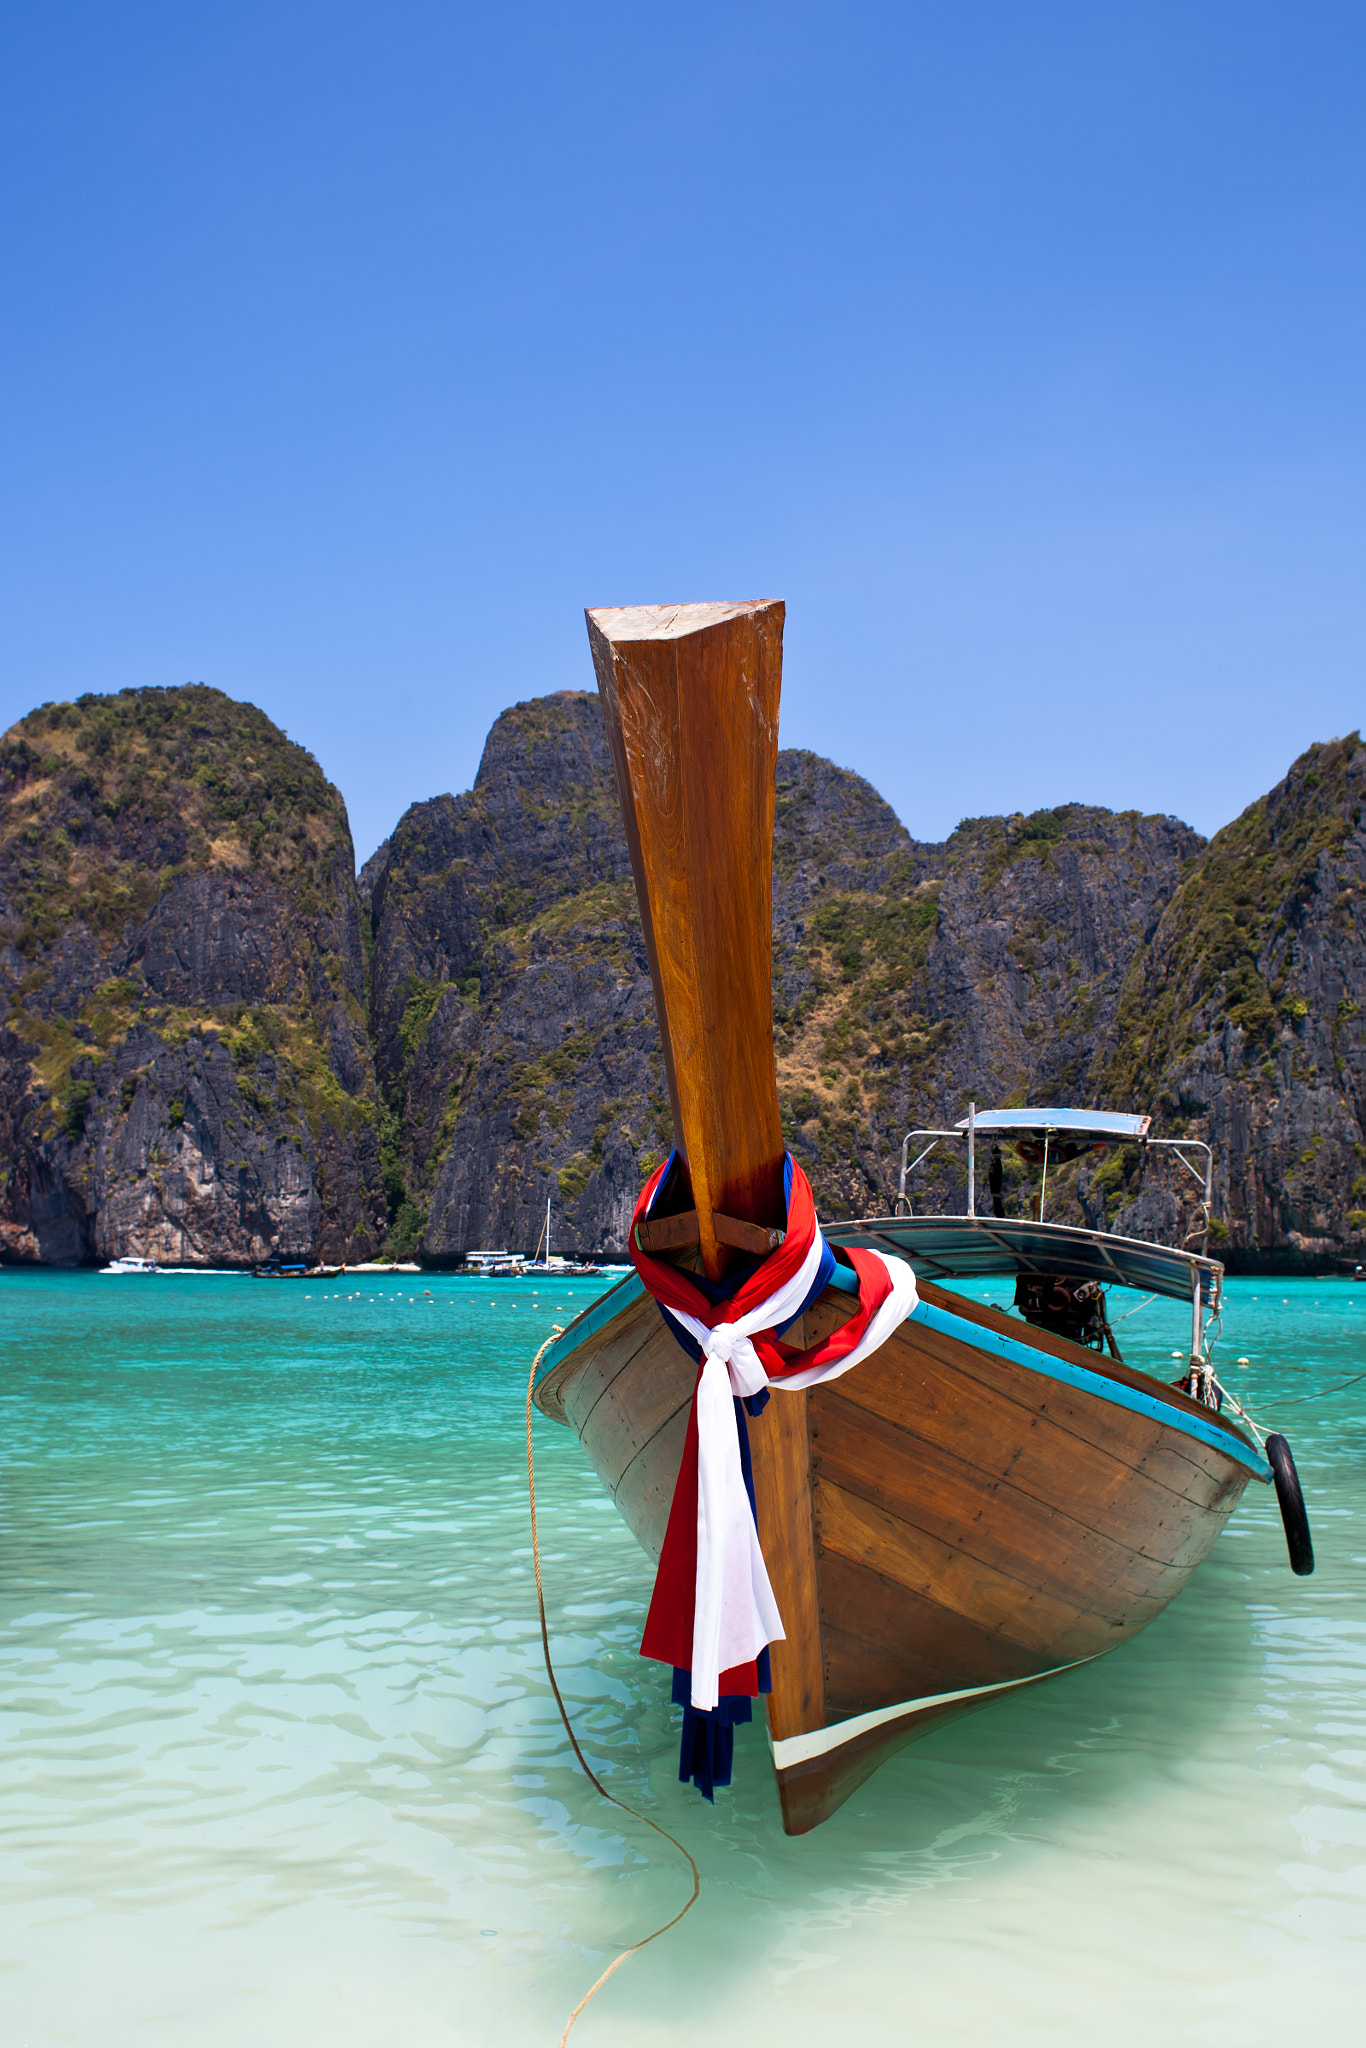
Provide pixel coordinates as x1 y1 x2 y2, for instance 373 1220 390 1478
630 1154 918 1712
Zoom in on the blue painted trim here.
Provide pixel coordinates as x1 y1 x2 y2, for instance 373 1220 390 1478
910 1300 1269 1479
533 1274 1268 1481
534 1273 647 1388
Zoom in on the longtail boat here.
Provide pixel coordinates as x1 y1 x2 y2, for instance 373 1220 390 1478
532 600 1310 1836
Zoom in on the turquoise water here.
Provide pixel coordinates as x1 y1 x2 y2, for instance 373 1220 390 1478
2 1270 1364 2046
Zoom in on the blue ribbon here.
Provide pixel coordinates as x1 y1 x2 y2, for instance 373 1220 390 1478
671 1393 773 1799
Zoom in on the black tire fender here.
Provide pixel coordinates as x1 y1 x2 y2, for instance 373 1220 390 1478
1266 1433 1314 1576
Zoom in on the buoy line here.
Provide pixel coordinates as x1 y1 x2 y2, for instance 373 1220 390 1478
1262 1368 1366 1405
524 1330 701 2046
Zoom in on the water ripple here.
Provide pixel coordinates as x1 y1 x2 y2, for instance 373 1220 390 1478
2 1271 1364 2044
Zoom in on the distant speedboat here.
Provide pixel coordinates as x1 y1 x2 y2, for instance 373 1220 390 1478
102 1255 160 1274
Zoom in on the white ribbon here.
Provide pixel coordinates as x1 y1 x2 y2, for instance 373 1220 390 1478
672 1245 918 1711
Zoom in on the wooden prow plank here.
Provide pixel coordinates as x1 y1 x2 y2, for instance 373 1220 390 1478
587 600 829 1770
586 601 786 1280
634 1208 787 1258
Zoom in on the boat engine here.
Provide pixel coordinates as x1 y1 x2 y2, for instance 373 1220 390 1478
1013 1273 1111 1351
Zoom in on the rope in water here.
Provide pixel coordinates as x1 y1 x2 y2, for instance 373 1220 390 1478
524 1330 701 2047
1257 1368 1366 1406
1201 1363 1366 1453
1205 1356 1366 1444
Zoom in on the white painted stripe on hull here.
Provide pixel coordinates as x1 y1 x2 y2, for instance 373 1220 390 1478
769 1654 1103 1771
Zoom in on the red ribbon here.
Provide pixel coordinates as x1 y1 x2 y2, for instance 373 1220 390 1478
629 1157 896 1692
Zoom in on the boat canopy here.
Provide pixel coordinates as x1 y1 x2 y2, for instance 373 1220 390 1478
954 1107 1152 1142
824 1214 1221 1310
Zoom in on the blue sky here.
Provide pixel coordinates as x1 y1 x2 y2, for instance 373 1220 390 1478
3 2 1363 862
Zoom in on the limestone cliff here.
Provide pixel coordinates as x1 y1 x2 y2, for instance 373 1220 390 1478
0 686 384 1264
770 777 1203 1222
362 692 650 1261
366 695 1207 1259
6 679 1361 1272
1098 734 1365 1268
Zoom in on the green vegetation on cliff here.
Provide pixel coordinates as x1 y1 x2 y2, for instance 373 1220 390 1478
1107 734 1362 1108
0 685 383 1265
4 681 1362 1268
1 686 351 964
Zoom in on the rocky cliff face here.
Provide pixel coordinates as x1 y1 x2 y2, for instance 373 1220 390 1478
365 694 1211 1259
1100 734 1365 1268
362 692 654 1261
0 686 384 1264
770 779 1204 1223
6 680 1361 1270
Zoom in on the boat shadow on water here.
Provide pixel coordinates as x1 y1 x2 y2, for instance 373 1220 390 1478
539 1508 1265 1852
517 1504 1279 2039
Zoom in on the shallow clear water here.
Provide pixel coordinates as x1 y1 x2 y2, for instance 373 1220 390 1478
2 1269 1363 2046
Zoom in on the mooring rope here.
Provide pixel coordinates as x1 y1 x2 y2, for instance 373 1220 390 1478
1205 1372 1269 1448
1110 1291 1159 1322
525 1330 701 2047
1202 1360 1366 1448
1258 1369 1366 1406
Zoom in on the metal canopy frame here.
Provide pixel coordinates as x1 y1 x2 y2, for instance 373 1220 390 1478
826 1213 1224 1318
896 1103 1214 1231
954 1107 1152 1140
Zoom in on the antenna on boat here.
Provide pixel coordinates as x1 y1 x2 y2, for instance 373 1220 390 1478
1039 1132 1049 1222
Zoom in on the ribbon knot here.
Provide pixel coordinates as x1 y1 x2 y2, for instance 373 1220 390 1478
703 1323 738 1365
703 1323 767 1398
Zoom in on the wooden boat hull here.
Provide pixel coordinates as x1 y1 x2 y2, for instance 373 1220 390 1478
535 1275 1266 1834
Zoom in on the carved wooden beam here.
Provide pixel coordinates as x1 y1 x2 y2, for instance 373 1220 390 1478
634 1209 787 1258
587 600 787 1281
